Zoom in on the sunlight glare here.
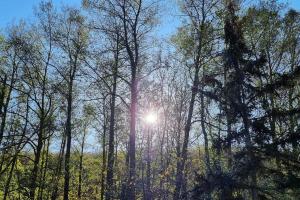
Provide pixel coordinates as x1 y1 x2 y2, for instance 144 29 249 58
145 112 157 124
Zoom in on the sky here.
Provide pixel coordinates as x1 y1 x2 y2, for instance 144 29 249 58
0 0 81 28
0 0 180 38
0 0 299 36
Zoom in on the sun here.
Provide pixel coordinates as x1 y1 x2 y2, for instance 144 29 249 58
145 112 157 124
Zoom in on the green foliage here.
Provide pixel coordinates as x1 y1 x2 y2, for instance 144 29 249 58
171 25 195 57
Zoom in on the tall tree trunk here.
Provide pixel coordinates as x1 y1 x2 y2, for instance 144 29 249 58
120 143 130 200
51 132 66 200
38 137 50 200
289 56 296 151
78 126 87 199
159 113 167 198
63 81 73 200
240 85 258 200
101 118 107 200
145 127 152 200
127 76 138 200
200 92 210 173
200 89 211 200
0 74 7 117
30 109 45 199
0 70 15 145
106 48 118 200
222 65 233 199
174 66 200 200
121 1 140 198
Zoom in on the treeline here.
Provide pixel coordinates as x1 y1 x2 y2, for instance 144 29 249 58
0 0 299 199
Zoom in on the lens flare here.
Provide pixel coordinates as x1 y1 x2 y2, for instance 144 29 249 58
145 112 157 124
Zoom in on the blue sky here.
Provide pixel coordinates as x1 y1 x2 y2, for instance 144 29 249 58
0 0 81 28
1 0 299 37
0 0 178 37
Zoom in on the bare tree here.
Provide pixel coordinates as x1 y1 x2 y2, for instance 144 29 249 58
172 0 219 198
51 7 89 200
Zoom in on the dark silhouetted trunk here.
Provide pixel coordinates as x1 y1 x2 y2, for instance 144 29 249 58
63 81 73 200
0 66 16 145
105 44 119 200
38 137 50 200
127 76 137 200
30 111 46 199
145 128 152 200
101 114 107 200
51 132 66 200
174 66 200 200
78 126 87 199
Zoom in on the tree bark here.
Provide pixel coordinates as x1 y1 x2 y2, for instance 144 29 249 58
63 81 73 200
38 137 50 200
29 118 44 199
0 65 16 145
78 125 87 199
174 66 200 200
105 44 119 200
145 127 152 200
101 115 107 200
127 76 138 200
